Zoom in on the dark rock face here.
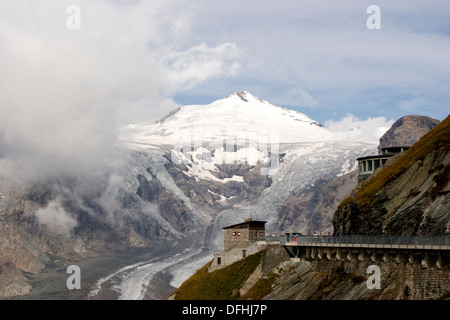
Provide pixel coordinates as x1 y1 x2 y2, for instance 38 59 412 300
163 152 272 209
378 115 440 153
260 253 450 300
137 172 193 233
278 171 358 235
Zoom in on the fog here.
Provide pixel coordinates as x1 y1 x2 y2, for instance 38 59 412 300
0 1 160 185
0 0 194 233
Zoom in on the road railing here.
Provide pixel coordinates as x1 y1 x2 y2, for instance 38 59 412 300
265 234 450 250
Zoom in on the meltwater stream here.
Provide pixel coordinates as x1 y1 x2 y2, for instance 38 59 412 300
19 212 231 300
17 235 214 300
87 246 212 300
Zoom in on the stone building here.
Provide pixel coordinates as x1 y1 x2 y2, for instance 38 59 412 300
209 218 267 272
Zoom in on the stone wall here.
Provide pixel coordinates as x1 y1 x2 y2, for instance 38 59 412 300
209 242 266 272
224 228 265 251
261 245 449 300
305 255 450 300
261 244 290 275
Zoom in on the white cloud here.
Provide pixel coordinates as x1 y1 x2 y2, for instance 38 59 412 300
159 42 241 94
324 114 395 142
35 198 78 237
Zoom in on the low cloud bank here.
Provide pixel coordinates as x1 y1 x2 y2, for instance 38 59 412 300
324 114 395 142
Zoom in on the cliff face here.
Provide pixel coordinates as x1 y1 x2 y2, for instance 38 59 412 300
378 115 440 153
333 115 450 235
253 246 449 300
277 171 358 234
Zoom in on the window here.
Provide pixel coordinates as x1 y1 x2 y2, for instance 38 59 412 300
368 160 373 171
374 159 380 170
217 257 221 265
243 250 247 258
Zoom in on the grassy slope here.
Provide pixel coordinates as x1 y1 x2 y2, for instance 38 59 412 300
171 250 264 300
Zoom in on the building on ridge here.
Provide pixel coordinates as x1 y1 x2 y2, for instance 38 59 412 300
209 218 267 272
357 146 410 183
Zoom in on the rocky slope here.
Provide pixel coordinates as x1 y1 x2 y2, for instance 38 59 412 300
277 170 358 234
333 115 449 235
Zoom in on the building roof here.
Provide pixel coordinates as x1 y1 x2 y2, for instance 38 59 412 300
381 145 411 151
222 218 267 230
357 154 394 161
357 145 411 161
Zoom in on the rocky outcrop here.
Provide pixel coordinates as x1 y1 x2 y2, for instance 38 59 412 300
163 152 272 208
0 222 47 275
378 115 440 153
333 115 449 235
253 255 449 300
277 171 358 234
137 172 194 233
0 261 32 299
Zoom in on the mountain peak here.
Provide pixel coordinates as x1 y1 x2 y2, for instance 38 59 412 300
123 91 334 144
378 115 440 153
226 91 267 104
234 91 251 102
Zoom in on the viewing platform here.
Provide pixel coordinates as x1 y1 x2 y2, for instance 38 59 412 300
263 235 450 268
264 235 450 251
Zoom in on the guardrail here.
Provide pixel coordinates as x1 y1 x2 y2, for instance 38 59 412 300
265 235 450 250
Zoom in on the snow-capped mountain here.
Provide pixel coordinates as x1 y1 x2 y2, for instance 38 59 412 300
120 91 332 146
118 91 376 196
